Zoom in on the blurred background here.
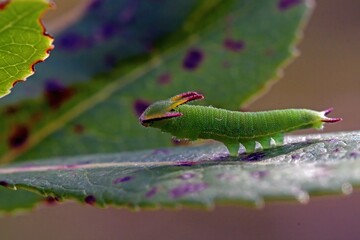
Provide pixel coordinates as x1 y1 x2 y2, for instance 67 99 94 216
1 0 360 239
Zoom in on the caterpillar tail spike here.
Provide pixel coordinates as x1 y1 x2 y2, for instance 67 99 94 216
139 92 342 157
321 108 342 123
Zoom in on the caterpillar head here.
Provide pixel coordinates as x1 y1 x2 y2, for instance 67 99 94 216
139 92 204 127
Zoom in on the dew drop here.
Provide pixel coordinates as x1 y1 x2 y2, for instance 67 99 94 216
296 191 309 204
341 183 353 195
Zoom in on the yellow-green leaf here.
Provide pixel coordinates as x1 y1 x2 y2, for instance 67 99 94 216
0 0 53 98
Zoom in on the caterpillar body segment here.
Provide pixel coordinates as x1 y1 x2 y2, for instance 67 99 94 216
139 92 342 157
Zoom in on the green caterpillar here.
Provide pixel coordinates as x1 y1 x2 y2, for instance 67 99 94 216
139 92 341 156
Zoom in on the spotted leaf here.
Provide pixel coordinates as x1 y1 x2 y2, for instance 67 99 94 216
0 132 360 213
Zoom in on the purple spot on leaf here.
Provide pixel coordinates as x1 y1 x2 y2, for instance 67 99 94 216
242 152 266 162
4 105 20 115
8 124 29 149
84 195 96 205
133 99 151 117
102 21 119 38
291 154 301 160
170 183 208 198
44 196 60 205
118 3 137 24
171 138 190 146
350 152 358 158
182 48 204 71
58 33 87 51
113 176 133 184
0 181 9 187
179 172 196 180
95 21 119 41
157 73 172 85
223 38 245 52
44 79 74 109
176 161 196 167
88 0 103 10
278 0 302 10
145 187 158 198
79 160 92 165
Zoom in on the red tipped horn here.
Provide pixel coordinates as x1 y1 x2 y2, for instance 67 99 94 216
321 108 342 123
321 117 342 123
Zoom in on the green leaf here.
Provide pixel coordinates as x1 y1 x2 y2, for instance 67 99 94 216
0 188 42 214
0 131 359 212
0 0 313 163
0 0 53 98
